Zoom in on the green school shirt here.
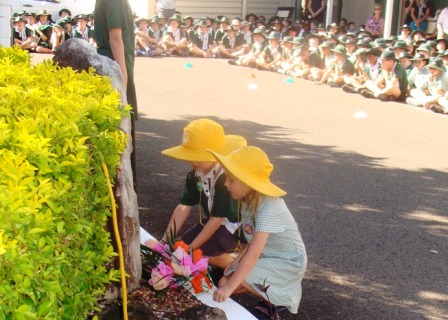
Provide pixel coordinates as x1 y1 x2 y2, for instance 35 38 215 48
94 0 135 77
180 170 239 223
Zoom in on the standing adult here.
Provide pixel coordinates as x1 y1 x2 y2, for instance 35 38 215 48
403 0 415 25
94 0 138 186
410 0 432 31
156 0 176 20
437 5 448 40
365 3 385 39
307 0 326 24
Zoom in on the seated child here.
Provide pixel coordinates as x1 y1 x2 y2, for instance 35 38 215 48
189 20 215 58
161 119 247 269
229 27 267 67
256 31 284 71
163 14 189 56
210 146 307 318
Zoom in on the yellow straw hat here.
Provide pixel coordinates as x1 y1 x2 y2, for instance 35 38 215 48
161 119 247 161
209 146 286 197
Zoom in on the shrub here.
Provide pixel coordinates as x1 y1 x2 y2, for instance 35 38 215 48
0 46 129 319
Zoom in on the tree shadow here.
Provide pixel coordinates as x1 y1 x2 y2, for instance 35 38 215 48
135 115 448 320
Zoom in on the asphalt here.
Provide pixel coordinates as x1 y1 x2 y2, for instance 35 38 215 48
31 53 448 320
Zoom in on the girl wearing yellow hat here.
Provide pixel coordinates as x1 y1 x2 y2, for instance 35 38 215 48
210 146 307 317
160 119 246 268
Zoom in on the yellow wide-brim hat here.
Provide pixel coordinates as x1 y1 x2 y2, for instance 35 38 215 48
209 146 286 197
161 119 247 162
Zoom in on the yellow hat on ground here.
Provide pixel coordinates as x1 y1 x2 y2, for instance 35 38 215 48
161 119 247 162
209 146 286 197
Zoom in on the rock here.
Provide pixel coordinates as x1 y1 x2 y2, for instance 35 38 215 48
52 38 141 295
178 305 228 320
53 38 125 101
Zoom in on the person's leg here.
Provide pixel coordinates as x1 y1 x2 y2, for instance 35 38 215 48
208 253 233 269
35 45 52 53
126 76 138 188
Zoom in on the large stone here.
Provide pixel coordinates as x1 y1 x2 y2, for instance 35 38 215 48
53 38 141 295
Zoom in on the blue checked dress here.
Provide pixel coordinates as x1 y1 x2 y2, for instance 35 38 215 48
242 196 307 313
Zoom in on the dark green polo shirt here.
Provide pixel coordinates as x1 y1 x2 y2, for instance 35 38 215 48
94 0 135 77
180 170 239 223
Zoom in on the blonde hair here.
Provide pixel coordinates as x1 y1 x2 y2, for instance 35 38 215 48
244 190 263 221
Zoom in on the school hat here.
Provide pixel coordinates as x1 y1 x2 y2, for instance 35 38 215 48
220 16 230 24
365 47 382 56
168 14 182 23
371 38 389 48
398 52 412 60
53 18 69 29
36 9 51 20
240 21 251 28
426 58 445 71
331 44 347 57
426 40 437 49
253 27 266 36
306 33 320 41
410 53 429 61
439 50 448 57
74 14 88 23
135 17 150 26
224 25 236 32
416 44 431 53
14 16 26 23
400 24 411 31
328 22 340 31
356 38 372 48
161 119 247 162
380 50 396 61
296 45 309 55
208 146 286 197
392 40 408 50
356 30 372 38
266 31 281 40
292 36 305 45
195 19 209 27
282 36 294 43
320 40 335 49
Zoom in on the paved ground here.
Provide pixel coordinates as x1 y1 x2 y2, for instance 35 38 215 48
33 53 448 319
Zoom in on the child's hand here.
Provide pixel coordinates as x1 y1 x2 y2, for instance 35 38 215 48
213 285 233 303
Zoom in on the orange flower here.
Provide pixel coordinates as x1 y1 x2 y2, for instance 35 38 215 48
204 275 213 289
191 274 204 294
192 248 203 263
174 241 189 252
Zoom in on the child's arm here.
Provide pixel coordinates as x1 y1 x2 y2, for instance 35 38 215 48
161 204 192 242
189 216 223 249
213 231 269 302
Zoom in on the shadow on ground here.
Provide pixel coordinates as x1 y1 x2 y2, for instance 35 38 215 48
135 115 448 320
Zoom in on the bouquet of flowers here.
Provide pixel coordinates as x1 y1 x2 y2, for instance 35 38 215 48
141 232 213 295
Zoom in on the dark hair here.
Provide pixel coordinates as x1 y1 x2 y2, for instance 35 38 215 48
348 21 355 27
340 18 347 24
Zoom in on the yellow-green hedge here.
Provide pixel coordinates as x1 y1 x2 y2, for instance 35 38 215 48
0 46 129 319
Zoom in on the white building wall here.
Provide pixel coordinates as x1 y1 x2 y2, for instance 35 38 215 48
341 1 375 29
176 0 243 18
138 0 297 21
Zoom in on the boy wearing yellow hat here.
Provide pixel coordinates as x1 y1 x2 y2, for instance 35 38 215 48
161 119 246 268
210 146 307 318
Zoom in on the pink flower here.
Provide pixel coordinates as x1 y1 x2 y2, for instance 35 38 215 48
172 247 194 277
192 256 208 274
144 239 170 259
148 262 173 291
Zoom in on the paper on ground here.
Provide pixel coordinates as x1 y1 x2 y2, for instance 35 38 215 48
139 227 257 320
